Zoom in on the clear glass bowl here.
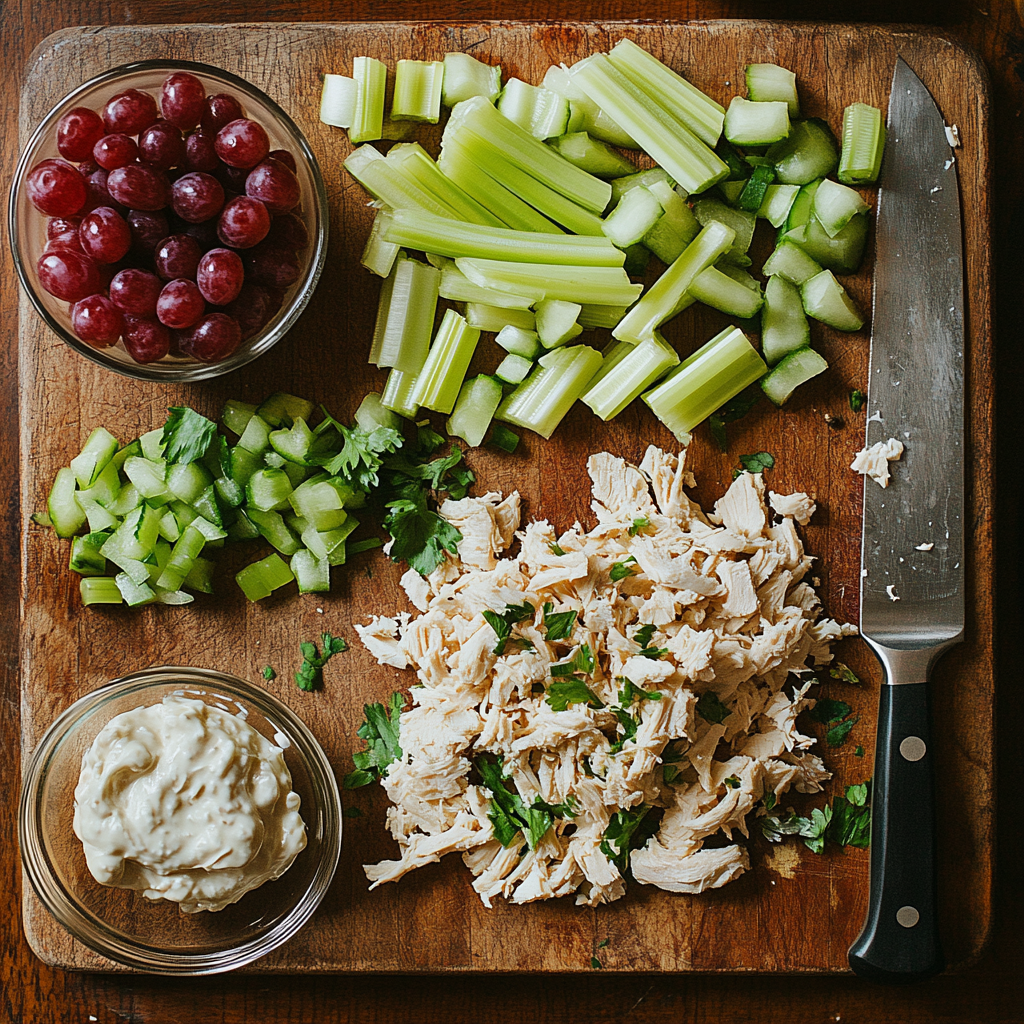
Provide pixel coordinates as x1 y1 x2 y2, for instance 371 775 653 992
19 667 342 974
8 60 328 382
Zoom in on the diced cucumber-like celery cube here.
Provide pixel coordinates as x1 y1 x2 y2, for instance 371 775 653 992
166 461 213 504
717 179 746 205
236 553 295 602
115 572 156 607
496 325 542 360
745 63 800 117
289 479 350 531
548 132 636 179
362 209 401 279
761 347 829 406
221 400 257 436
237 414 271 454
354 393 402 433
495 353 534 384
784 179 819 232
183 555 215 594
692 200 755 254
229 445 263 486
643 179 699 264
225 509 261 542
767 119 839 185
192 484 223 528
70 533 108 576
800 270 866 331
465 303 536 334
320 73 356 128
80 577 123 606
256 393 315 429
609 167 675 207
542 63 637 150
78 498 119 534
70 427 120 489
498 78 569 140
139 429 166 462
214 475 244 509
110 439 140 472
794 212 868 274
535 299 583 350
156 524 206 591
107 483 140 518
756 184 800 227
839 103 886 185
602 185 663 249
246 468 294 512
763 239 822 286
724 97 790 146
392 59 444 123
582 334 680 421
447 375 504 447
157 509 180 543
762 276 811 365
737 164 776 213
108 504 161 561
290 548 332 593
77 460 120 509
153 587 195 606
47 467 87 538
302 517 358 563
350 56 387 144
442 52 502 107
810 178 871 238
688 265 764 318
381 367 421 420
269 417 316 464
488 424 520 453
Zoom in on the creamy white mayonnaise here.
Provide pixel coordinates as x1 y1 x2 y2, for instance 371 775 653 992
73 694 307 913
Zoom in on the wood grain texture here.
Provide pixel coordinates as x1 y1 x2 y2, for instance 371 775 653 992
15 20 993 977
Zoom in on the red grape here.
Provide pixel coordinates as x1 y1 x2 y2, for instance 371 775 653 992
215 119 270 169
156 278 205 328
184 130 219 172
78 206 132 263
37 250 102 301
106 164 171 211
170 171 225 223
201 93 244 134
81 167 126 215
266 212 309 250
138 122 185 170
181 312 241 362
127 210 170 253
245 158 300 214
154 233 202 280
56 107 105 162
268 149 297 173
196 247 244 305
44 229 84 254
214 161 249 193
183 217 220 252
71 293 124 347
223 282 271 339
92 133 139 171
47 216 81 239
243 243 301 290
160 72 206 130
26 159 87 217
217 196 270 248
102 88 158 135
123 316 172 363
109 268 162 317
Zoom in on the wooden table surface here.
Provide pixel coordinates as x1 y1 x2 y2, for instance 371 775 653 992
1 1 1020 1021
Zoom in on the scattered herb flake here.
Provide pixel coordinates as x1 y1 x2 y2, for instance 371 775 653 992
738 451 775 475
590 957 603 970
531 794 579 819
546 678 605 712
628 516 651 536
663 764 681 784
542 602 578 642
809 698 852 724
550 644 595 677
830 662 861 684
617 678 662 704
344 691 404 789
262 665 276 681
724 775 741 790
826 716 859 748
849 389 866 413
348 537 384 555
855 745 865 757
632 624 656 648
609 706 639 752
475 753 552 849
382 496 462 577
610 555 638 582
601 805 660 876
695 690 731 725
760 780 871 852
295 632 347 691
598 938 610 949
549 542 566 556
483 602 535 655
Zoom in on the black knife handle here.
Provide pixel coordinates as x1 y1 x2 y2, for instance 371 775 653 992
848 681 944 983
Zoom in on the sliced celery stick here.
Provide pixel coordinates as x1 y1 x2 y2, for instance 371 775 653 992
839 103 885 185
761 347 829 406
499 78 569 139
236 553 295 602
757 184 800 227
800 270 865 331
718 179 746 205
410 310 482 414
535 299 583 349
256 393 315 428
465 303 536 334
47 467 87 538
447 375 504 446
372 255 440 374
70 427 119 489
437 258 534 309
610 167 674 206
763 239 822 285
784 179 820 232
246 467 294 512
346 145 461 220
70 533 108 575
642 326 767 443
289 479 350 531
269 417 316 465
139 429 165 461
767 119 839 184
810 178 870 238
166 461 212 504
495 353 534 384
745 64 800 117
762 276 811 365
613 220 735 343
156 524 205 591
718 263 762 294
643 180 699 264
578 304 629 329
582 333 679 420
548 132 636 178
106 483 140 517
320 73 356 128
392 60 444 123
350 56 387 144
457 259 643 307
795 212 869 274
688 266 763 318
290 548 331 593
382 368 420 420
115 572 156 607
157 508 180 543
602 186 663 249
369 262 399 365
77 461 120 508
123 457 168 501
221 400 256 436
442 53 502 106
237 414 271 454
542 64 638 149
724 97 790 146
496 325 542 359
582 339 634 395
80 577 122 606
362 208 401 278
354 393 402 432
692 199 755 253
302 518 357 563
183 554 215 594
247 509 302 555
497 345 603 439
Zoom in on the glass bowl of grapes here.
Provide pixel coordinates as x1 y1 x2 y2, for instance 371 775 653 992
9 60 328 382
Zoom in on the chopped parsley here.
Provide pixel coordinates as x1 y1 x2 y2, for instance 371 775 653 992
161 406 217 464
550 644 595 677
262 665 276 681
618 678 662 704
609 706 639 752
663 765 681 784
590 957 603 970
628 516 651 536
542 602 578 641
483 602 536 655
549 542 566 556
475 753 552 848
826 716 859 747
695 690 731 725
708 386 762 452
735 451 775 477
631 624 668 660
598 938 610 949
760 781 871 852
724 775 741 790
344 690 404 789
830 662 861 684
320 419 403 490
855 745 865 757
809 698 852 724
295 632 347 691
382 495 463 577
531 794 579 819
610 555 638 582
849 389 866 413
601 805 660 876
546 678 605 711
348 537 384 555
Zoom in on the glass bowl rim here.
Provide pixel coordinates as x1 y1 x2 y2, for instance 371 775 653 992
8 58 329 383
18 665 343 975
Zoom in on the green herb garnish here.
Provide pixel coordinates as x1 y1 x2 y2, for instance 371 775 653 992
695 690 731 725
262 665 276 681
628 516 651 536
483 602 536 655
475 753 552 848
849 389 866 412
344 691 404 789
546 678 605 711
542 602 578 642
736 451 775 476
161 406 216 464
610 555 637 582
601 805 660 876
550 644 595 677
295 632 347 691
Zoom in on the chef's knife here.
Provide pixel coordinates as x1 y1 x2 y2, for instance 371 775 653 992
847 57 964 983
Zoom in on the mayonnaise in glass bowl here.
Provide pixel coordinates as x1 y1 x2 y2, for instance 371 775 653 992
19 667 342 974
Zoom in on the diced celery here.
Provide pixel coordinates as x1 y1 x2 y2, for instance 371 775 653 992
236 553 295 602
784 179 819 233
225 509 260 542
457 259 643 307
495 353 534 384
354 393 402 433
347 145 466 220
692 199 755 254
108 505 161 562
302 517 358 563
436 257 534 309
610 167 674 206
80 577 123 606
763 239 822 285
761 347 829 406
362 209 401 278
214 475 244 509
115 572 156 607
156 524 206 591
488 424 520 452
535 299 583 349
542 64 637 149
548 132 636 178
392 60 444 123
369 255 440 374
800 270 865 331
230 445 263 488
289 479 350 531
320 73 356 128
583 339 634 395
139 429 165 462
465 303 536 334
107 483 140 518
767 119 839 184
69 533 108 576
499 78 569 140
578 304 629 329
718 179 746 205
157 508 180 542
762 276 811 365
381 367 421 420
603 186 663 249
246 508 302 555
350 56 386 144
246 468 294 512
123 457 168 502
77 461 120 508
291 548 331 593
447 375 504 447
724 97 790 146
78 498 119 533
688 266 763 318
255 393 315 429
70 427 120 489
622 242 651 277
643 180 699 264
811 178 870 238
839 103 885 185
166 461 212 504
738 164 776 213
582 333 679 420
745 64 800 116
757 184 800 227
794 212 868 274
238 414 271 454
183 555 215 594
221 399 257 436
410 310 481 414
268 417 316 464
496 325 542 360
442 53 502 106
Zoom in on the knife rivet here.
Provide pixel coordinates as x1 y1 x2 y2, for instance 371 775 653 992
896 906 920 928
899 736 927 762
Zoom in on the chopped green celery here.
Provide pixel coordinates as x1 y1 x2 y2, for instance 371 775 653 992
811 178 870 238
157 508 180 542
269 417 316 464
496 325 542 359
166 461 212 504
319 73 356 128
213 471 242 510
603 186 663 249
643 180 699 264
643 326 767 443
139 429 165 461
718 263 762 295
497 345 602 439
548 132 636 178
107 483 140 518
381 367 421 419
246 508 302 555
801 270 865 331
70 533 108 575
738 164 776 212
80 577 122 606
718 179 746 205
362 208 401 278
237 414 271 454
70 427 120 488
225 509 260 542
345 145 463 220
792 212 868 274
622 242 651 277
578 304 629 329
381 209 622 266
302 517 358 563
716 138 750 183
123 457 168 503
763 239 823 286
688 266 764 318
762 276 811 365
104 506 159 560
767 119 839 184
535 299 583 349
488 424 520 452
456 258 642 307
692 199 755 254
77 460 120 508
447 374 505 446
369 255 440 374
230 445 263 488
236 553 295 602
465 303 536 334
350 56 386 144
221 399 256 436
115 572 156 607
757 184 800 227
569 54 727 194
745 64 800 116
761 347 829 406
610 167 674 206
47 468 86 538
784 179 820 232
541 64 638 149
442 53 502 106
256 394 315 429
495 353 534 384
289 479 350 531
724 97 790 146
585 339 634 395
246 467 294 512
582 333 679 420
409 310 481 414
182 554 215 594
76 498 117 536
156 524 205 591
839 103 885 185
606 39 725 148
392 60 444 123
152 586 195 606
498 78 569 139
290 548 331 593
354 393 402 433
613 220 735 343
436 257 534 309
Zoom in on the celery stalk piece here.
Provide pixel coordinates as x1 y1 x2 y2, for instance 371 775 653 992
382 367 421 420
762 275 811 365
350 56 387 144
766 119 839 185
392 60 444 123
810 178 870 238
70 533 110 576
456 258 643 307
756 184 800 228
497 345 603 439
362 209 401 278
442 52 502 106
80 577 123 606
436 258 535 309
354 393 402 432
763 239 822 286
688 265 764 318
115 572 156 607
371 255 440 373
643 326 767 443
578 304 629 329
291 548 331 593
582 339 635 394
496 325 542 359
410 310 482 413
613 220 735 343
793 212 869 274
495 353 535 384
603 186 663 249
465 303 536 334
444 96 612 215
724 97 790 146
447 375 505 446
800 270 865 331
569 54 728 195
542 64 638 149
761 347 829 406
610 167 675 206
643 179 699 264
381 209 624 266
236 552 295 602
839 103 886 185
320 73 357 128
346 145 462 220
71 427 120 489
498 78 569 140
548 132 637 179
606 39 725 148
718 179 746 205
582 333 680 420
692 199 756 253
368 258 399 364
746 63 800 116
535 299 583 349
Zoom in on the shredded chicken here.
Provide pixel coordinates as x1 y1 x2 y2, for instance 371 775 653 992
851 438 904 488
358 446 853 906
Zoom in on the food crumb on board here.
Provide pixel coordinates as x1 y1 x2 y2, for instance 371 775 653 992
851 438 904 488
886 585 900 601
915 542 934 551
944 123 960 147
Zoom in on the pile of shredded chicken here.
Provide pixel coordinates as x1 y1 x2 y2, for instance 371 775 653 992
355 445 855 907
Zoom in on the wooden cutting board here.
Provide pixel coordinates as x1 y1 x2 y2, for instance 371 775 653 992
18 20 992 974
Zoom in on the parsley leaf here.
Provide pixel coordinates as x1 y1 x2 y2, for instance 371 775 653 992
549 542 566 556
321 420 403 490
550 644 595 677
383 495 462 577
161 406 216 465
628 516 650 536
663 765 681 784
760 780 871 852
610 555 637 582
262 665 276 681
826 716 859 747
601 805 660 876
724 775 741 789
830 662 861 684
475 753 552 849
482 602 535 655
617 678 662 704
737 451 775 475
695 690 731 724
632 624 656 648
708 387 762 452
849 389 866 413
295 632 347 691
542 602 578 642
598 938 610 949
608 706 639 752
531 795 579 819
546 678 605 711
855 745 865 757
590 957 603 970
344 691 404 788
809 698 852 724
348 537 384 555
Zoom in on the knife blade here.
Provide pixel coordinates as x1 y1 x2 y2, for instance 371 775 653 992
847 57 964 983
